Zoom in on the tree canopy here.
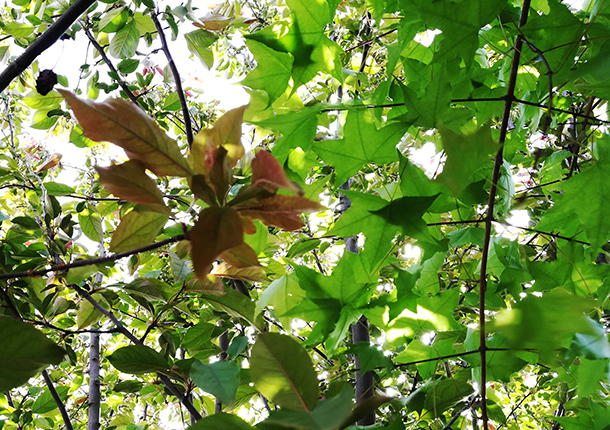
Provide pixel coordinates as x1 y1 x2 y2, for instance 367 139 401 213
1 0 610 429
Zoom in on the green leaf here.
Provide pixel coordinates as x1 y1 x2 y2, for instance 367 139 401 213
44 182 75 196
22 90 63 110
3 22 35 38
109 207 168 253
78 208 104 242
32 386 69 414
185 29 218 69
242 39 294 105
190 360 240 405
185 413 255 430
370 195 438 240
250 332 320 411
117 58 139 74
493 288 597 360
109 20 140 59
436 125 498 198
539 138 610 250
256 273 306 329
168 250 191 283
108 345 170 374
255 106 320 163
201 287 264 330
113 380 144 393
0 316 65 392
313 109 406 187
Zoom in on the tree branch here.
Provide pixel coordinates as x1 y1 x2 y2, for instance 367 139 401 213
0 0 97 93
71 284 203 421
0 234 186 281
477 2 531 427
82 24 139 104
42 371 74 430
151 13 193 146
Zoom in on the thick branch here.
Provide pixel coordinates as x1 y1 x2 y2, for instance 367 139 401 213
477 2 532 428
0 0 97 93
151 13 193 146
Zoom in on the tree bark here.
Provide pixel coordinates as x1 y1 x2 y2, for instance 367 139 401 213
87 332 101 430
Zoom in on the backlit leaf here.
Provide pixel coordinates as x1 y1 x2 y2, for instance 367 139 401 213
190 206 244 279
250 332 320 411
60 90 192 177
234 194 322 230
109 207 168 253
95 160 168 208
188 105 248 175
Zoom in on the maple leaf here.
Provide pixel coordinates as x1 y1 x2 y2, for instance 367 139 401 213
313 109 407 186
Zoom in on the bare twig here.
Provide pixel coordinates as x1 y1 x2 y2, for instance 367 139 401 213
151 13 193 146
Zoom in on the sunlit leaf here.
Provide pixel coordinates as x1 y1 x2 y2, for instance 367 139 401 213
188 105 248 175
250 332 320 411
191 360 240 405
109 207 168 253
60 90 192 177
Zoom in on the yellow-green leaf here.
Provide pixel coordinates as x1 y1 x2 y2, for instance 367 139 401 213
188 105 248 175
110 207 169 253
59 90 192 177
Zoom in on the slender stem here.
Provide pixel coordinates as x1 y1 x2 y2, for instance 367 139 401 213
151 13 193 146
0 234 186 281
477 2 531 428
0 0 97 92
82 25 139 104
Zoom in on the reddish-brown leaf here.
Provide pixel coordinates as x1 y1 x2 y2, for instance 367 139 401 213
188 105 248 174
184 275 225 295
249 150 303 195
235 195 323 231
190 207 244 279
60 90 192 177
95 160 169 209
221 242 260 268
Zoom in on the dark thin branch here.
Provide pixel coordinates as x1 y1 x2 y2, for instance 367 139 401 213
42 371 74 430
0 0 97 93
0 234 186 281
151 13 193 146
82 25 139 104
344 28 397 53
477 2 532 428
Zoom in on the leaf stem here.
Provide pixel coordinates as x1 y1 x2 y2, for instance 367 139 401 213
151 13 194 146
